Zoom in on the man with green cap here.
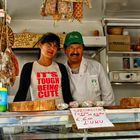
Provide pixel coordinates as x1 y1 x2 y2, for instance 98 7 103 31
64 31 115 106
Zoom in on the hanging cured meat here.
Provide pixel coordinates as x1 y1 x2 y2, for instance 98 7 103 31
84 0 92 8
40 0 47 16
52 11 62 23
0 23 14 52
5 48 19 76
58 0 69 15
45 0 57 15
73 2 83 21
0 48 16 86
39 0 92 23
0 23 19 87
63 1 73 20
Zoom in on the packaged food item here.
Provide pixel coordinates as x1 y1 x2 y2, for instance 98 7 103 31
69 101 79 108
80 100 93 107
95 101 105 107
58 0 69 15
73 2 83 21
40 0 47 16
0 88 8 112
56 103 69 110
45 0 57 15
120 97 140 108
123 57 130 69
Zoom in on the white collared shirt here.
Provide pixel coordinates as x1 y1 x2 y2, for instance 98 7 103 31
65 57 115 106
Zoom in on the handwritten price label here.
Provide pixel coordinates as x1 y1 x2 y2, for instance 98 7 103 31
70 107 114 129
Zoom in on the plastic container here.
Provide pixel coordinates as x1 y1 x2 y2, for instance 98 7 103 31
0 88 8 112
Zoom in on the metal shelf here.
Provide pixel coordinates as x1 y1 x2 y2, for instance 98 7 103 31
107 51 140 58
108 51 140 55
104 18 140 27
111 82 140 86
1 109 140 139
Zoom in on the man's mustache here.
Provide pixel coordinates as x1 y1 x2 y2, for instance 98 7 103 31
70 53 80 56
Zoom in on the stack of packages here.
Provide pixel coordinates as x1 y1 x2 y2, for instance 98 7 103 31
40 0 92 23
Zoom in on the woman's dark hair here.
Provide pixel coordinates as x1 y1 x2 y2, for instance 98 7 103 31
36 33 60 58
39 32 60 48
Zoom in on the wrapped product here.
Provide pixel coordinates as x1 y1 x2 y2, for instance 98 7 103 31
40 0 47 16
65 2 73 21
57 103 69 110
58 0 69 15
45 0 57 15
0 48 16 86
95 101 105 107
52 11 62 23
73 2 83 21
62 0 82 2
80 100 93 107
84 0 92 8
5 48 19 76
69 101 79 108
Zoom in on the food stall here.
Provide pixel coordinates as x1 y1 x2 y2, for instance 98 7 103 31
1 107 140 139
0 0 140 139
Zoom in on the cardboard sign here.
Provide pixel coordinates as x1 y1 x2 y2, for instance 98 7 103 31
70 107 114 129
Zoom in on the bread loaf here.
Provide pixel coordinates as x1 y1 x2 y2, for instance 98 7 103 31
120 97 140 108
8 99 56 112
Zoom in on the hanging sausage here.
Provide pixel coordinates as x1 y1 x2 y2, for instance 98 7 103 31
0 24 19 87
73 2 83 22
40 0 47 16
0 23 14 52
39 0 92 22
45 0 57 15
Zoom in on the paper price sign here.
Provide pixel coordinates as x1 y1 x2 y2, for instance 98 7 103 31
70 107 114 129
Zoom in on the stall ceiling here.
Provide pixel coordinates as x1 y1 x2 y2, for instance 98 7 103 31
4 0 140 22
6 0 103 21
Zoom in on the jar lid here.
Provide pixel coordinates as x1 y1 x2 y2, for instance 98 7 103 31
0 88 7 91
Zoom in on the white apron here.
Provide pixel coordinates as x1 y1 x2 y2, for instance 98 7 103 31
67 58 101 102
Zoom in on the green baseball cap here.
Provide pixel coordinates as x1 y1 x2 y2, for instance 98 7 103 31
64 31 84 47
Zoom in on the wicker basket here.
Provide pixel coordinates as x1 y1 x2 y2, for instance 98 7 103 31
108 27 123 35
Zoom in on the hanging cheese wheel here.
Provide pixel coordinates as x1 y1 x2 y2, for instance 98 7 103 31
73 2 83 21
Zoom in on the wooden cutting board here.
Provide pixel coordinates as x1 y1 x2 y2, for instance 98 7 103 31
8 99 56 112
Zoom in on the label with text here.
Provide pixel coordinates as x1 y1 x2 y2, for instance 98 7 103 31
70 107 114 129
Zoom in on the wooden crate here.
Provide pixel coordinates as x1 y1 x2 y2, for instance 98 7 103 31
108 35 131 51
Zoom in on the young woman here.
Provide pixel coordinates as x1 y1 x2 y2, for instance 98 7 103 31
14 33 73 104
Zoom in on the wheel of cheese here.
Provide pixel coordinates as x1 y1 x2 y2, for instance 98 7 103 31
8 99 56 112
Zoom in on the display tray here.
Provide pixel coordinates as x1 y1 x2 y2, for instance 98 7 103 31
0 107 140 127
72 122 140 132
